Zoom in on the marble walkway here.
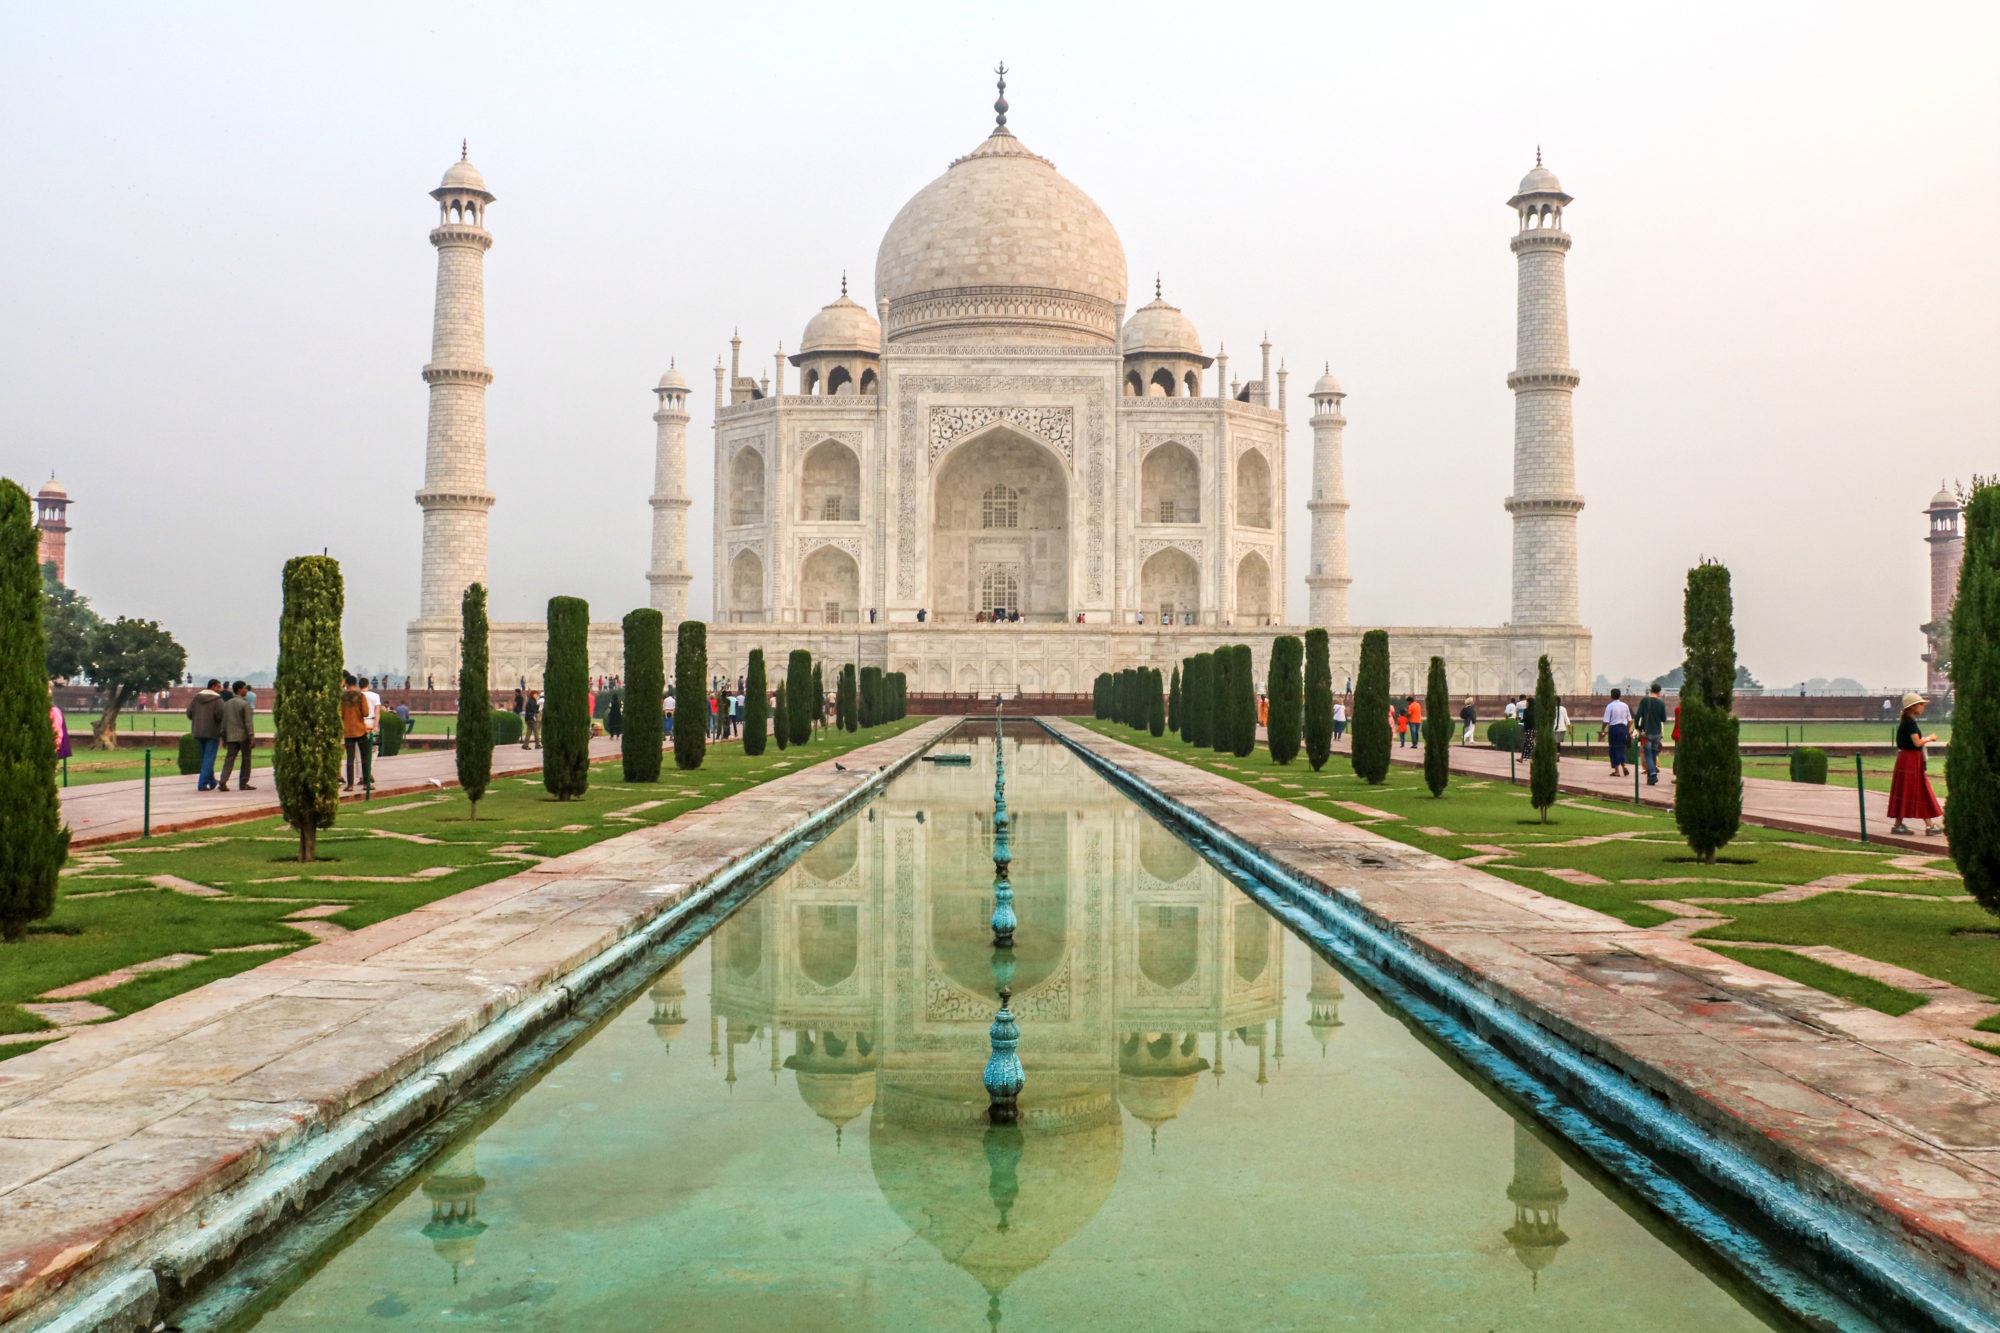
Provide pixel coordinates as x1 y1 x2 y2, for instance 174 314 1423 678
0 718 954 1332
1050 719 2000 1318
60 735 632 849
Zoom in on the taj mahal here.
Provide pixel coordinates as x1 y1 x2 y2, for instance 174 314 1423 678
405 73 1591 697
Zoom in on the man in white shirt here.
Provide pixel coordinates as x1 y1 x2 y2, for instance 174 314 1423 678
1601 689 1634 777
1504 698 1519 721
1332 701 1347 740
362 676 383 787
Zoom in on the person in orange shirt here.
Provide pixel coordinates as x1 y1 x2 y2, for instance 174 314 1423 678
1402 695 1422 748
340 673 369 790
1258 695 1269 728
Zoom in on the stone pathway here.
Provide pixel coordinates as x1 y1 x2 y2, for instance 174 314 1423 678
0 718 953 1331
58 736 628 848
1048 719 2000 1314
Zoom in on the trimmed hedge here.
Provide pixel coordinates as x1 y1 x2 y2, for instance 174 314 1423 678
1947 481 2000 914
1228 645 1256 757
788 650 814 746
1485 718 1520 751
1788 746 1828 784
378 711 405 757
1675 561 1742 861
0 478 64 938
273 556 343 862
176 731 201 775
456 583 493 813
1267 636 1302 765
1529 655 1559 821
1148 666 1166 737
1422 655 1448 797
491 708 524 745
673 620 707 770
772 677 790 751
1351 630 1390 784
543 596 591 800
1303 629 1333 771
621 608 664 782
1183 654 1211 747
1168 667 1182 733
744 649 769 756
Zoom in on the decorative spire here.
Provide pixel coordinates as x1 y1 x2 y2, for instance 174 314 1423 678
1155 273 1162 300
461 139 468 162
1536 144 1543 167
993 62 1008 127
840 270 848 298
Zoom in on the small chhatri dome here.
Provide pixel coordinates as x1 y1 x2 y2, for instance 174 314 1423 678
1120 283 1202 358
800 279 884 355
1312 363 1343 397
36 475 67 499
1930 484 1959 509
437 142 493 199
656 358 688 392
1515 148 1565 198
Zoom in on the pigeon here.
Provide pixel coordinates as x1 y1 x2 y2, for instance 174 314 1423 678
834 763 847 771
426 778 444 789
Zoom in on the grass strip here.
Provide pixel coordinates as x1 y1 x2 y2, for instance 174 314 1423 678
1698 944 1928 1016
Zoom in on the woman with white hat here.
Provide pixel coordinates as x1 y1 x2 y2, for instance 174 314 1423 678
1887 692 1944 836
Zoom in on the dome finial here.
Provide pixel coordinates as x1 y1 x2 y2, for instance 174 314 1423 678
840 270 848 298
1535 144 1542 167
1154 272 1161 300
461 138 468 162
993 61 1008 127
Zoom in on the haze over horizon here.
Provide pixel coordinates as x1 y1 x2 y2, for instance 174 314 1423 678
4 1 1993 689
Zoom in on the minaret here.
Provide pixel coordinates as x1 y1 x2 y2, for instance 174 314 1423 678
1925 484 1965 696
647 362 693 619
1503 152 1584 626
1257 333 1273 407
415 144 497 626
33 476 71 583
1306 367 1351 625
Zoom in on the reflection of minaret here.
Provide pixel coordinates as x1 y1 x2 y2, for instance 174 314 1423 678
1305 953 1346 1055
1503 1121 1570 1285
708 1009 720 1067
725 1018 759 1092
646 965 687 1055
420 1139 489 1284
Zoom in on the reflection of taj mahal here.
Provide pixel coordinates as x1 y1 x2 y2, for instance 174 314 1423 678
406 76 1591 698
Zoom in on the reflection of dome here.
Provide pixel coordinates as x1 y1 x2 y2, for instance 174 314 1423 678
870 1075 1122 1308
1117 1032 1208 1148
788 1030 879 1145
800 290 882 355
875 121 1126 345
420 1142 489 1283
647 966 688 1051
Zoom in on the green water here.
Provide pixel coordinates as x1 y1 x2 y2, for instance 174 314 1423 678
233 729 1792 1331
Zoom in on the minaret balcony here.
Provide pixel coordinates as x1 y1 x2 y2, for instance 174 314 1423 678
422 364 494 387
1502 495 1585 515
1509 230 1572 254
428 224 493 251
414 489 496 510
1505 369 1580 391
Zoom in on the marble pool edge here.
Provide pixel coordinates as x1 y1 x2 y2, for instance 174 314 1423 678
1041 717 2000 1331
2 718 957 1333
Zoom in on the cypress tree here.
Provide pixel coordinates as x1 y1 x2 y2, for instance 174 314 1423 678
838 663 857 731
0 480 65 941
1304 629 1334 772
543 596 591 800
1168 666 1182 733
672 620 707 770
1229 645 1256 757
1122 668 1138 728
273 555 343 862
1529 655 1559 821
788 651 814 745
1185 653 1211 746
862 666 883 727
1146 667 1164 737
1350 630 1391 784
772 677 790 751
1947 483 2000 914
1267 635 1303 765
743 648 769 756
457 583 494 816
619 608 663 782
811 662 825 732
1423 654 1451 797
1209 650 1231 753
1674 561 1742 861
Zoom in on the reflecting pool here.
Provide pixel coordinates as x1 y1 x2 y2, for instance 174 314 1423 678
230 727 1795 1331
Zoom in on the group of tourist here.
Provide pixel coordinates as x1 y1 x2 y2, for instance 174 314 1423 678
187 678 259 791
338 674 390 787
1599 685 1668 783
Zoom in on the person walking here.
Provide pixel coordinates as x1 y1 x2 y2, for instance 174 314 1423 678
219 681 256 790
1519 693 1537 760
1554 698 1570 753
1404 695 1422 749
1888 693 1944 836
512 688 524 717
1503 696 1519 723
361 675 383 790
186 679 226 790
50 692 71 770
1332 700 1346 740
1634 684 1668 786
1460 697 1477 746
340 674 368 789
1602 688 1633 777
1393 701 1407 749
523 689 542 748
663 691 675 735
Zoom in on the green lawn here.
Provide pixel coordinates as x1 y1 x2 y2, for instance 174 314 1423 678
1082 721 1998 1033
1743 752 1948 798
2 719 919 1053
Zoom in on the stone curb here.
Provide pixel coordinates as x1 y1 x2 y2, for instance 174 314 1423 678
2 719 952 1333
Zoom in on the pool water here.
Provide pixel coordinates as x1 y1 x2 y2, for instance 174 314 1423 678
228 728 1801 1331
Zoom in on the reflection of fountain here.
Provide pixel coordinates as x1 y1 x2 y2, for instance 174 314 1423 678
646 964 687 1055
419 1140 489 1284
1503 1121 1571 1285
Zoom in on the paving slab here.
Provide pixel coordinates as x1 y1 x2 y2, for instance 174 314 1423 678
0 718 953 1329
1045 718 2000 1314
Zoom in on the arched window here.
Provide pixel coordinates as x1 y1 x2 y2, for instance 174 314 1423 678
802 368 820 395
1150 367 1177 397
1125 370 1143 397
826 366 853 395
980 567 1020 617
1185 370 1200 397
982 483 1019 529
858 368 878 394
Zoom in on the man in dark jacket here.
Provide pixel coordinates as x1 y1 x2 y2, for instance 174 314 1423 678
186 679 226 790
219 681 256 791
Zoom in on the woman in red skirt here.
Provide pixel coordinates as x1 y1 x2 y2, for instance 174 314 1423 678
1887 692 1944 836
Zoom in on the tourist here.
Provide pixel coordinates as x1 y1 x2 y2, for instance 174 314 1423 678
1404 695 1422 749
868 607 877 623
1634 684 1667 786
49 692 70 767
1519 693 1536 759
1888 693 1944 836
1332 700 1346 740
917 608 927 622
1555 698 1570 751
1503 696 1519 722
186 679 226 790
523 689 542 749
1460 697 1476 745
1393 703 1406 747
1136 612 1145 625
512 687 524 716
427 673 434 691
219 681 255 791
1602 688 1633 777
361 675 383 789
340 674 369 789
663 691 675 734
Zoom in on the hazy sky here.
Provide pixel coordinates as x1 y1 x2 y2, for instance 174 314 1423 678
3 1 1994 687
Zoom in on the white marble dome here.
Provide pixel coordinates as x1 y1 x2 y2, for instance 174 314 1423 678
440 158 489 193
1311 366 1343 397
1121 295 1201 357
801 292 882 355
1515 162 1563 196
874 126 1126 343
